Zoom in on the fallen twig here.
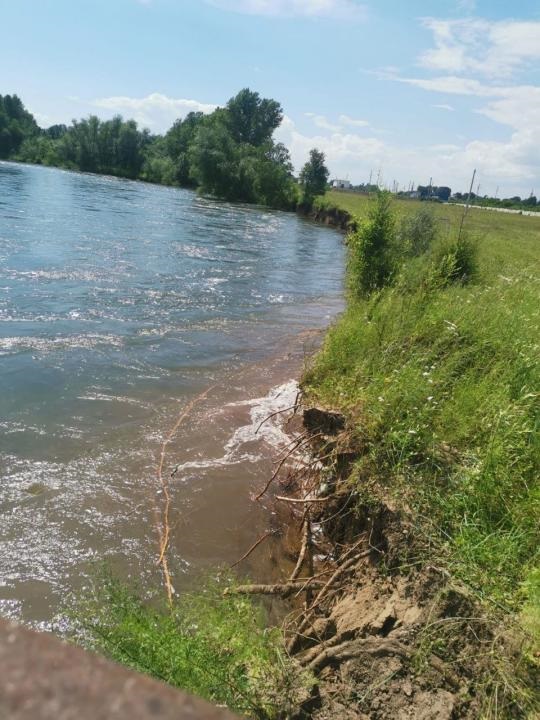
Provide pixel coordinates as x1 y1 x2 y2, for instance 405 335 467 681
275 494 336 504
230 529 280 569
290 515 311 582
255 433 322 501
305 636 409 673
155 385 215 605
255 405 298 434
225 580 333 598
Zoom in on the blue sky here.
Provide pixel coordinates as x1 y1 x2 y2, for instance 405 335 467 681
2 0 540 196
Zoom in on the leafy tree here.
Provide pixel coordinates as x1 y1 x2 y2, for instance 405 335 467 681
225 88 282 146
299 148 329 205
0 94 39 158
188 113 242 200
165 111 204 186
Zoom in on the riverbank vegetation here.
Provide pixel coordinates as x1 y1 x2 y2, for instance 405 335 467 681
0 90 328 210
74 571 308 719
302 191 539 715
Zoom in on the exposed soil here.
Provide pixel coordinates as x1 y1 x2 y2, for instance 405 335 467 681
275 406 528 720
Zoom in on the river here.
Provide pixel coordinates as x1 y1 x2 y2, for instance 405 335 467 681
0 161 345 628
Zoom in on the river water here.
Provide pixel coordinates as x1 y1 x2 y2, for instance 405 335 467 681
0 161 344 627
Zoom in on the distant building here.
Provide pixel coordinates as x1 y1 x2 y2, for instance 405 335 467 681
330 178 352 190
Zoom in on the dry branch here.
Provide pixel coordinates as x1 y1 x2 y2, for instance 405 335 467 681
225 580 333 598
290 515 311 582
275 494 336 504
229 529 279 569
155 384 215 605
255 405 298 434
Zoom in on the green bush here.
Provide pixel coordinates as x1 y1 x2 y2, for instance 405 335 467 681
433 231 479 285
73 571 309 719
348 191 396 296
397 207 438 257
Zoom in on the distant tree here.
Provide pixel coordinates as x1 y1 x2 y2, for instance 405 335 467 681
45 124 68 140
251 142 297 208
523 195 537 207
5 88 297 210
435 186 451 202
299 148 329 204
188 114 242 200
165 111 205 186
0 93 39 158
225 88 283 146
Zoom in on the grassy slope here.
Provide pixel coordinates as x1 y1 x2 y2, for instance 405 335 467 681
306 191 539 634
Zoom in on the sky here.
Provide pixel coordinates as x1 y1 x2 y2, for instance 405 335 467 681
2 0 540 197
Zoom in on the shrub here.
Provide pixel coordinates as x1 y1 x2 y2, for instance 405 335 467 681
397 207 438 257
432 232 479 285
348 191 396 296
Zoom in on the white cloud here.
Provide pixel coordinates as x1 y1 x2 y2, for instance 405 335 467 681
92 93 217 131
203 0 367 20
312 114 342 131
395 74 494 96
339 114 369 127
383 66 540 192
433 103 455 111
419 17 540 78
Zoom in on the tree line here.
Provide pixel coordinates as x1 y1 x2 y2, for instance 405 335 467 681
0 90 329 210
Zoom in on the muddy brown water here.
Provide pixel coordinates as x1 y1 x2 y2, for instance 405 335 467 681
0 162 345 627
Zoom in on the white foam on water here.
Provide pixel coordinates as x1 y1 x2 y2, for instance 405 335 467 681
171 380 301 475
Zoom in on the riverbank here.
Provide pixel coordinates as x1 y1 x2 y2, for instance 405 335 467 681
281 191 539 717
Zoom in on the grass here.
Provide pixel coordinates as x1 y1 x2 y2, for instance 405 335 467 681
73 570 309 719
305 190 539 714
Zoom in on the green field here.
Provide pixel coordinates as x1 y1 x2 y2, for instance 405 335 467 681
305 189 539 713
320 190 540 273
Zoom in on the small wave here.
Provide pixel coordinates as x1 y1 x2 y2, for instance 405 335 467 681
76 392 152 408
171 380 301 477
0 333 124 356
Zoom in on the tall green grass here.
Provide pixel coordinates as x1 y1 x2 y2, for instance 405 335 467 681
305 193 539 613
74 571 308 719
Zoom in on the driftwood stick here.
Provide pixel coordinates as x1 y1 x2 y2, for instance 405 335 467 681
255 433 322 501
275 494 335 504
154 384 215 605
255 405 298 434
229 529 279 569
289 514 311 582
225 580 332 598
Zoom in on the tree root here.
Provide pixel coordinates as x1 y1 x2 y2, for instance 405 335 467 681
304 636 410 673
